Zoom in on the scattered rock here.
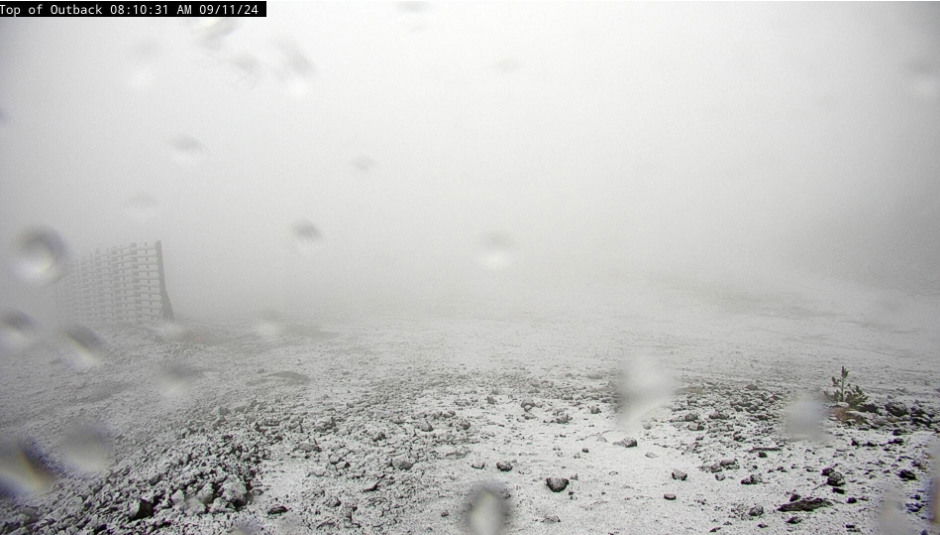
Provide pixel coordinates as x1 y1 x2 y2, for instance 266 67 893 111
496 461 513 472
884 402 909 417
826 471 845 487
416 421 433 432
392 457 414 471
671 470 688 481
221 477 248 508
664 493 677 500
127 499 153 521
740 474 762 485
267 505 288 515
778 497 831 512
546 477 569 492
614 437 638 448
748 505 764 517
899 469 916 481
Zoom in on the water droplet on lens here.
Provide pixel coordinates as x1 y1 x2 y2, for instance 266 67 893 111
157 363 202 399
151 320 190 342
61 326 104 371
126 41 160 90
169 135 206 164
59 425 112 474
615 356 675 430
493 58 521 74
465 482 510 535
476 233 515 271
123 193 158 222
276 41 314 98
253 312 285 340
909 61 940 101
12 227 69 286
397 1 430 12
782 394 828 442
351 155 376 173
878 488 915 535
191 17 238 50
230 53 262 83
0 310 37 354
292 220 323 256
0 440 58 497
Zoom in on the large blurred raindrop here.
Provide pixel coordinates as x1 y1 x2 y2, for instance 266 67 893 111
476 233 515 271
877 488 917 535
292 220 323 256
615 355 675 431
493 58 521 74
276 41 315 98
11 227 69 286
229 53 263 84
157 363 203 399
465 482 510 535
151 320 191 343
908 61 940 101
397 1 430 12
0 440 58 497
0 310 37 354
58 425 113 474
253 312 285 340
60 326 104 371
351 155 376 173
168 135 206 165
191 17 238 50
126 40 160 90
782 394 828 442
123 193 158 222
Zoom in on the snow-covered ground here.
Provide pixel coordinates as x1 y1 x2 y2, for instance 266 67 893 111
1 279 938 534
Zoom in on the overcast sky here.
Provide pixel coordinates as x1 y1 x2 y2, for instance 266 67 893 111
1 2 939 322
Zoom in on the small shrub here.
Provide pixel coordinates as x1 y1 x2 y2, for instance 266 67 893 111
827 366 870 410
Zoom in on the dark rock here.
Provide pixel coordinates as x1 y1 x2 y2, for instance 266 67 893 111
470 460 485 469
663 493 677 500
267 505 288 515
748 505 764 517
786 516 803 524
778 497 832 512
826 471 845 487
496 461 513 472
392 457 414 471
614 437 638 448
416 421 433 432
884 402 909 417
221 477 248 508
671 470 688 481
899 469 917 481
740 474 762 485
546 477 569 492
128 499 154 521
